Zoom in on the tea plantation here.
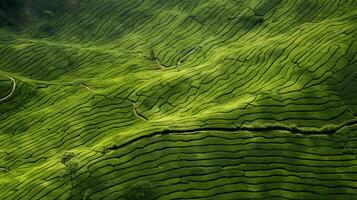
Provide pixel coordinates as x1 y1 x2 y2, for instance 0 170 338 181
0 0 357 199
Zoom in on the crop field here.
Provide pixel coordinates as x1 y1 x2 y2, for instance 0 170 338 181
0 0 357 199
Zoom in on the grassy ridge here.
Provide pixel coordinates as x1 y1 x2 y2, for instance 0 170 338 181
0 0 357 199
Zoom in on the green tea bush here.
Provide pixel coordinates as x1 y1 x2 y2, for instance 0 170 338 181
123 181 156 200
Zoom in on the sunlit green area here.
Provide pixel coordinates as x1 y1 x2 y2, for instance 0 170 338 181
1 0 357 199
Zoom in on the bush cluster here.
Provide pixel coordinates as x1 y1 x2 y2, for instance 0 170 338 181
123 181 156 200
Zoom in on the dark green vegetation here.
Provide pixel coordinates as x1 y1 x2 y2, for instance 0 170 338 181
0 0 32 26
0 0 357 199
123 181 155 200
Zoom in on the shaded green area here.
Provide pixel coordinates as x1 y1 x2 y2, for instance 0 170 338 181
0 0 28 26
0 75 11 95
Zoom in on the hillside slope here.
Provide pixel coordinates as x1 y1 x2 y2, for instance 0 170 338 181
0 0 357 199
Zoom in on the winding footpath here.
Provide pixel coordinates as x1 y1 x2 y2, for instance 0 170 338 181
0 76 16 102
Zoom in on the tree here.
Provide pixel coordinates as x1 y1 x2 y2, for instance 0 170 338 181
123 181 156 200
61 151 79 199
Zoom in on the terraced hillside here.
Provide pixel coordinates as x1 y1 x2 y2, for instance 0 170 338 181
0 0 357 199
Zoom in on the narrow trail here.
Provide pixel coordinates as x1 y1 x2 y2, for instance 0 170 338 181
0 76 16 102
80 83 96 93
132 103 149 121
155 58 166 70
176 46 200 69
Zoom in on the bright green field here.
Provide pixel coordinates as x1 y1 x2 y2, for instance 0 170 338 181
1 0 357 199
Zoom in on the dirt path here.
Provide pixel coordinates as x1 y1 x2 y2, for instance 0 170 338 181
0 76 16 102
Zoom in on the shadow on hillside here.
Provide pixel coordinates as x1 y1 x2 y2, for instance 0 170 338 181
65 130 353 199
0 0 80 34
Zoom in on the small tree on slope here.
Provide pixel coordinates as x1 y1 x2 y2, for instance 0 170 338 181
61 151 79 199
123 181 156 200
